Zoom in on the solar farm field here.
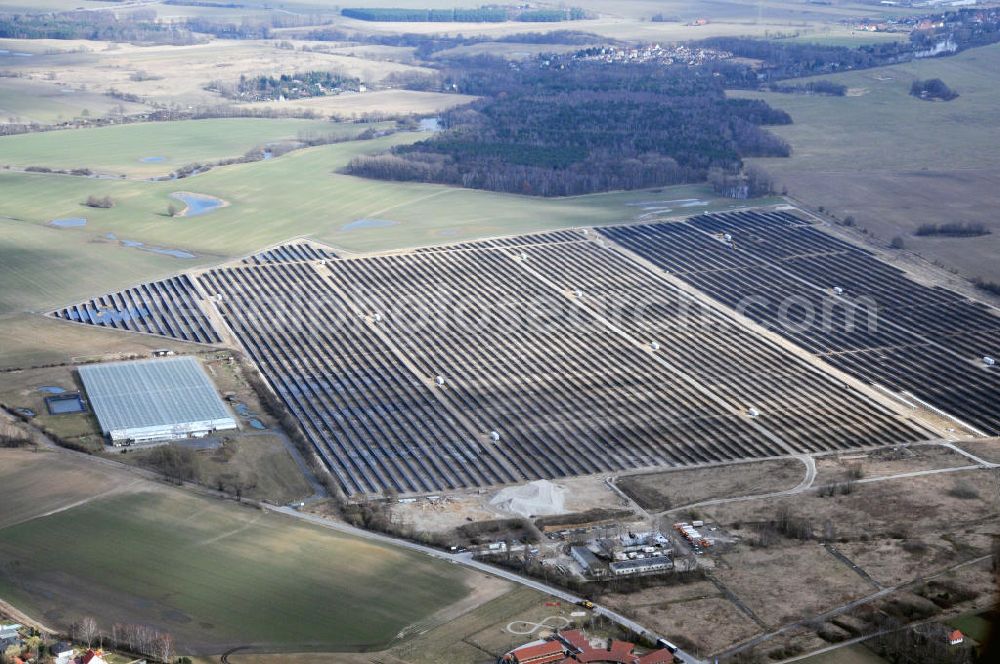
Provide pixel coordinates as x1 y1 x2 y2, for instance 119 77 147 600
600 210 1000 436
192 227 927 495
51 209 998 497
0 447 477 655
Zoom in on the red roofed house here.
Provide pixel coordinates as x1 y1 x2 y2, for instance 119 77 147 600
949 630 964 645
506 639 566 664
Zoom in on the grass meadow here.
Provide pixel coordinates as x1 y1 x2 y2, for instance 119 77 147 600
0 448 474 655
0 118 350 177
0 127 759 317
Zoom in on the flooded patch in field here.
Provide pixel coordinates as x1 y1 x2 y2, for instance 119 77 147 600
140 156 167 163
49 217 87 228
341 218 398 231
118 238 196 259
419 117 441 132
248 418 266 430
0 49 32 57
170 191 226 217
13 407 35 418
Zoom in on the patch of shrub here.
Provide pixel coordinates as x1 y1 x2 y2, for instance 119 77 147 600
85 194 114 208
915 222 989 237
946 480 980 500
910 78 959 101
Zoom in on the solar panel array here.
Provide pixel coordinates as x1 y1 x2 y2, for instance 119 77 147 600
50 274 220 344
242 241 339 265
197 228 928 495
600 210 1000 435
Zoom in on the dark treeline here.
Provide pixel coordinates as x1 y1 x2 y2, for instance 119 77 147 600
0 11 201 44
183 12 328 39
298 26 605 58
910 78 959 101
701 37 913 86
704 7 1000 87
345 56 790 196
340 6 585 23
768 80 847 96
915 221 986 237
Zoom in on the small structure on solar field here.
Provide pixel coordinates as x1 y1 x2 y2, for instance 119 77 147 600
78 356 237 445
984 356 996 367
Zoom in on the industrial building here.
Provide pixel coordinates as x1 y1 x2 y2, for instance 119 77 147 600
571 545 608 578
609 555 673 577
79 357 237 445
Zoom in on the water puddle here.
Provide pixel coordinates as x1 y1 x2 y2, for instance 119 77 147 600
342 218 398 231
140 156 167 164
170 192 225 217
38 386 66 394
118 238 195 259
49 217 87 228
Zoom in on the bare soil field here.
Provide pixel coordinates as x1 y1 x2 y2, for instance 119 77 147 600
708 469 999 547
713 543 875 626
958 437 1000 464
836 538 961 588
0 38 435 110
395 474 630 534
630 597 761 657
812 444 971 486
618 458 805 512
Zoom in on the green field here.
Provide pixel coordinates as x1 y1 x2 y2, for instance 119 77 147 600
0 448 473 655
0 118 349 177
730 42 1000 282
0 77 150 125
797 643 888 664
0 125 763 319
949 611 994 644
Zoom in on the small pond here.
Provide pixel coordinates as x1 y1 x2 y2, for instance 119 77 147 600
140 156 167 164
37 386 66 394
170 192 225 217
49 217 87 228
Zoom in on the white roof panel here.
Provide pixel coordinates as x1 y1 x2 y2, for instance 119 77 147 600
79 357 235 436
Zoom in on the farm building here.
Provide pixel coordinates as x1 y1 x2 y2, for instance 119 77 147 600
609 555 673 577
79 357 237 445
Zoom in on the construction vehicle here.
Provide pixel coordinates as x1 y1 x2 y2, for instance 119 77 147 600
577 599 595 610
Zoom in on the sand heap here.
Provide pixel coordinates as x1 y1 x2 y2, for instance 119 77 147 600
490 480 566 517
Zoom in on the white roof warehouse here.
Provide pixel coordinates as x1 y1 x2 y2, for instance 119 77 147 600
79 356 237 445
